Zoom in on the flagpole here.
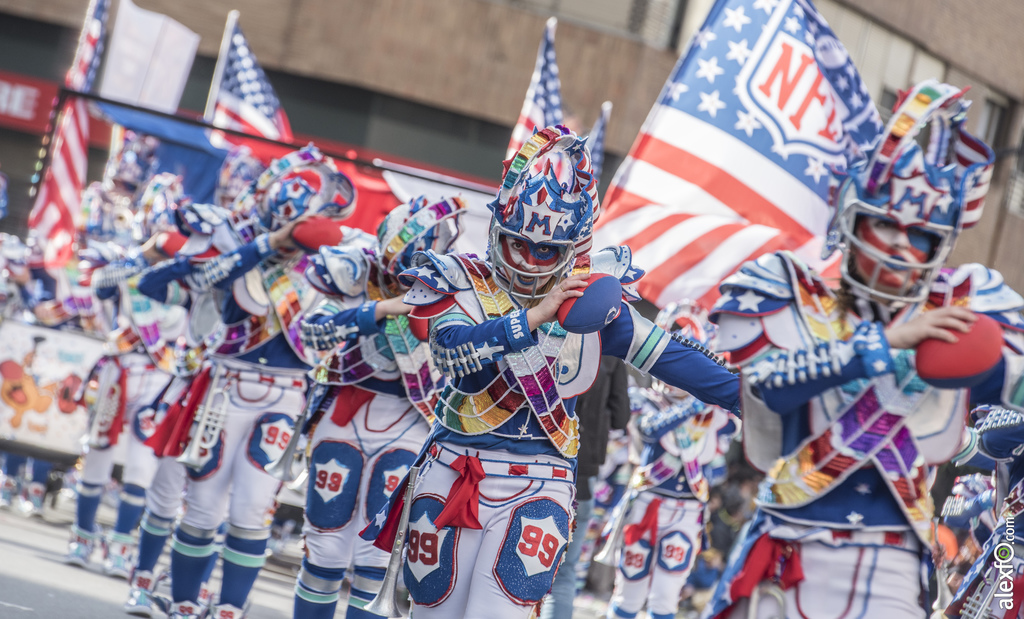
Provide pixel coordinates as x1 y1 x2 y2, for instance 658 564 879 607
204 9 238 122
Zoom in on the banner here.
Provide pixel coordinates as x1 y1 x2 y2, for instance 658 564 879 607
99 0 199 113
0 321 106 458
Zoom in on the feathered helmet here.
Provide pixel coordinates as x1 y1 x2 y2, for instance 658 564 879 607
824 80 995 304
488 125 600 301
235 144 356 233
215 146 266 210
377 195 466 285
104 130 159 193
134 172 186 241
652 301 716 398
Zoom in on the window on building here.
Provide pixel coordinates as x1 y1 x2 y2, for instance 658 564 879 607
878 88 899 124
978 98 1007 148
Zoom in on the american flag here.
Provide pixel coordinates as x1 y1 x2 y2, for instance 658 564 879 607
506 17 564 161
595 0 881 308
587 101 613 188
28 0 110 268
211 16 293 142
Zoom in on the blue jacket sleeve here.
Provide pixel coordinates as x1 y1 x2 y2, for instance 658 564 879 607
138 258 193 303
431 307 535 355
600 303 740 414
743 321 897 416
299 301 382 351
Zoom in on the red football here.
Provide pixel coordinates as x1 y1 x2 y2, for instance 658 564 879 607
556 273 623 334
290 216 347 253
915 312 1003 389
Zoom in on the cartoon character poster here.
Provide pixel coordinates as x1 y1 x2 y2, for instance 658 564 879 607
0 321 107 457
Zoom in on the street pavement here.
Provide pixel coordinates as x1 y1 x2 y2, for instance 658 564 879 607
0 487 625 619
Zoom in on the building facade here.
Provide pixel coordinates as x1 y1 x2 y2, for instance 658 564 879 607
0 0 1020 287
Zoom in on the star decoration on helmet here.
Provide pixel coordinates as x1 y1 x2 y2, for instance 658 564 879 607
519 200 569 245
888 173 954 225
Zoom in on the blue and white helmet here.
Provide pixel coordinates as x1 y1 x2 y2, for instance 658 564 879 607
825 80 995 303
215 146 266 210
236 145 357 233
104 130 159 194
487 125 600 301
377 195 466 286
134 172 185 241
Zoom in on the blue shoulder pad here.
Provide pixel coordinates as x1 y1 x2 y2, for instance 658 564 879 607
590 246 646 301
307 245 372 298
176 203 230 236
955 264 1024 332
710 252 795 321
397 250 472 294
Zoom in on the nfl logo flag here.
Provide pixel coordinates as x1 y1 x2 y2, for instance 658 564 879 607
208 11 293 142
595 0 881 308
506 17 564 161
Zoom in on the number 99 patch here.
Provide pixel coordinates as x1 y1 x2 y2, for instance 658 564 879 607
403 494 459 607
493 498 570 605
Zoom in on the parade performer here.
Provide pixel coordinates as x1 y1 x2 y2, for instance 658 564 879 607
942 473 997 559
943 405 1024 618
361 126 740 619
291 195 465 619
137 145 356 619
124 151 266 617
603 302 739 619
702 81 1018 619
64 173 187 576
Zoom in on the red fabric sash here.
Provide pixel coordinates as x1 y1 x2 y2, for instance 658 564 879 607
624 497 661 546
330 384 377 427
144 367 212 457
433 454 486 530
728 534 804 602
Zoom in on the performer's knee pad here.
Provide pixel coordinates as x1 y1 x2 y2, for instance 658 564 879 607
222 525 270 569
173 524 219 558
141 511 175 537
295 561 346 606
119 483 147 508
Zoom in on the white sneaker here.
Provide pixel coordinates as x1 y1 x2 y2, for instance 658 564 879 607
64 526 96 568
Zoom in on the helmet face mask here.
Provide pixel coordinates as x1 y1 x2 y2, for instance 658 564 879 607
489 227 574 301
216 147 265 210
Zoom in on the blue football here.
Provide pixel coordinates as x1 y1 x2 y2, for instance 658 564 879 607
557 273 623 334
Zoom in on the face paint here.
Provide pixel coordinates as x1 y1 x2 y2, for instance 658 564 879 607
853 216 933 292
497 233 565 295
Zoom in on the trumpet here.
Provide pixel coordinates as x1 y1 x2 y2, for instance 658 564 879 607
593 467 649 566
747 582 787 619
177 374 230 471
960 562 1001 619
265 383 328 483
365 465 420 618
87 361 122 449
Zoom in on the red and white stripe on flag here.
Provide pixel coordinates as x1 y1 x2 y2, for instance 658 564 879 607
595 0 880 309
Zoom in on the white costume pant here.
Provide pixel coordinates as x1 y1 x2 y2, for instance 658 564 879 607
404 442 576 619
178 360 306 531
144 377 192 519
609 493 705 617
81 353 171 488
721 537 926 619
302 388 430 571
